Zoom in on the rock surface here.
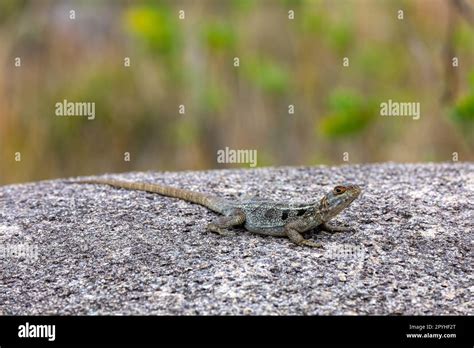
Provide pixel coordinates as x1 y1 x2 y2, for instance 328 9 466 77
0 163 472 315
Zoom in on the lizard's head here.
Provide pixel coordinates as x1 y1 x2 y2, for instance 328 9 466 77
319 184 361 222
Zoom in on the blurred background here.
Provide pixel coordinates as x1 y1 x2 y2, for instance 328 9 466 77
0 0 473 184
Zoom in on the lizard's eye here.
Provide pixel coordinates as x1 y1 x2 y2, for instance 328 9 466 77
334 186 346 195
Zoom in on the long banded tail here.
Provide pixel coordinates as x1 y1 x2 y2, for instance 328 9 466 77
75 178 224 213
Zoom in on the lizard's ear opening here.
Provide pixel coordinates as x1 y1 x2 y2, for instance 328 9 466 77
333 186 347 195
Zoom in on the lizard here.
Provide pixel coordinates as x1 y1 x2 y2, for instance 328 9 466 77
72 178 361 248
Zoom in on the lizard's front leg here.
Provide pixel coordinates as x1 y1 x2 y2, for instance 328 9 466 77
207 208 246 237
285 221 323 248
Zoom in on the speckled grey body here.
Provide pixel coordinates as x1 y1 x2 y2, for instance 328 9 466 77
221 200 320 236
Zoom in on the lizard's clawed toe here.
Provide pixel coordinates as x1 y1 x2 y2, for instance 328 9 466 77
300 239 324 248
319 223 352 233
207 223 236 237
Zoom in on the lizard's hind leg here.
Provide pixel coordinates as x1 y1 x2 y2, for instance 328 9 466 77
207 209 246 237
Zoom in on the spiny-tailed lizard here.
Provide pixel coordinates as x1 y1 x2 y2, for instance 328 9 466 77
72 179 361 248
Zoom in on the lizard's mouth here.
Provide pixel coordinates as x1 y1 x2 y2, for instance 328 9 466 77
323 184 361 221
349 185 362 197
340 189 360 208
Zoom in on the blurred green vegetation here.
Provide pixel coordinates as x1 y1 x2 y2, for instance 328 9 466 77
0 0 473 184
243 57 290 95
452 72 474 141
320 90 376 137
203 22 237 52
126 5 179 55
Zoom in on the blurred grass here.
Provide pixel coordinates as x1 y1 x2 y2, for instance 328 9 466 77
0 0 473 184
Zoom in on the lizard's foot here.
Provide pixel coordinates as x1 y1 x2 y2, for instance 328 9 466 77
299 239 324 248
319 223 351 233
285 226 323 248
207 223 236 237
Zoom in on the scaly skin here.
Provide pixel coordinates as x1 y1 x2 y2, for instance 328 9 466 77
73 179 361 248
